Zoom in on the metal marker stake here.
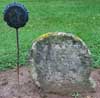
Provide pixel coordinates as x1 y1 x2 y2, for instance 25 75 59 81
3 2 29 97
16 28 20 85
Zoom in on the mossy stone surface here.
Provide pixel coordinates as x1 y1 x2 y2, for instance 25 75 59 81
29 32 95 95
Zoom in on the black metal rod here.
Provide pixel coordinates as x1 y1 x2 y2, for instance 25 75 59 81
16 28 20 85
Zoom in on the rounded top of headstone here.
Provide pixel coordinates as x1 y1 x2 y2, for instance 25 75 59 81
32 32 91 54
29 32 93 95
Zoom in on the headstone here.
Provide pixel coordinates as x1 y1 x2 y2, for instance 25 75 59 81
29 32 96 96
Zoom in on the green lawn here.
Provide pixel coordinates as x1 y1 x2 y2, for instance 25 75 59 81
0 0 100 70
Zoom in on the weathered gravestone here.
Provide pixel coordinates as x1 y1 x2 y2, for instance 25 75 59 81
29 32 96 96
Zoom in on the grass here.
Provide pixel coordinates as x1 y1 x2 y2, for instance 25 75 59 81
0 0 100 70
72 92 80 98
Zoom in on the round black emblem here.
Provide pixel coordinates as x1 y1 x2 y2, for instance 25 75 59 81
4 2 29 29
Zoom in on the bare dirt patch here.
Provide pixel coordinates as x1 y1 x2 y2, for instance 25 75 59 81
0 67 100 98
